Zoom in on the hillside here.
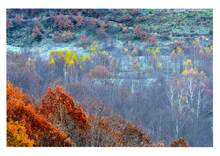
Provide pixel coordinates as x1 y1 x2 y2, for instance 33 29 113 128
8 81 160 147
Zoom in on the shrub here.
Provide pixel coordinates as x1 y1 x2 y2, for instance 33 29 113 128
99 21 108 33
53 14 73 29
80 34 88 42
171 138 189 147
75 15 84 26
7 120 35 147
7 81 74 147
89 18 97 27
53 31 73 42
32 19 43 40
79 34 90 47
148 34 158 46
15 14 23 25
133 25 147 40
40 85 90 130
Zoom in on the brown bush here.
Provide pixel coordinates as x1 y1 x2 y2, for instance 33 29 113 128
171 137 189 147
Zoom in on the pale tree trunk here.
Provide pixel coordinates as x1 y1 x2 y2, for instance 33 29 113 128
64 64 67 89
131 79 134 94
178 89 183 113
188 76 194 108
197 89 201 121
175 118 179 138
169 86 174 120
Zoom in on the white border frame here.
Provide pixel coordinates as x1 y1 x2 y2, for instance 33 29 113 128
0 0 219 156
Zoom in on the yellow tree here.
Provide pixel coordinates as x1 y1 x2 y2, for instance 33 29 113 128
7 120 35 147
182 59 208 120
146 47 162 74
168 59 208 137
48 49 91 87
171 41 184 73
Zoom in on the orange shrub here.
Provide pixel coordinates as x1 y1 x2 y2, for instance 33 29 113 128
7 81 74 147
40 85 90 130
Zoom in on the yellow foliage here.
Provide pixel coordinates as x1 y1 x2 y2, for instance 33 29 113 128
146 47 160 59
84 53 91 61
123 48 128 53
80 54 85 63
48 48 91 69
182 68 199 76
183 59 192 67
182 69 188 75
7 120 35 147
90 42 97 54
49 57 56 65
57 50 65 58
65 50 76 65
176 47 183 54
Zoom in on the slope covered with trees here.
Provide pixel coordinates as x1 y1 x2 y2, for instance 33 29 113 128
7 81 159 147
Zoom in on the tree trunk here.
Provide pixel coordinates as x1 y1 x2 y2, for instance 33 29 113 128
175 118 179 138
197 89 201 120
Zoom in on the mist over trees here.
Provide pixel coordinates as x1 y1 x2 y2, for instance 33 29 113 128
7 9 212 147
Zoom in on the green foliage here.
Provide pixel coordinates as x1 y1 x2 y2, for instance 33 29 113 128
171 45 184 58
192 38 200 47
146 47 162 71
146 47 160 59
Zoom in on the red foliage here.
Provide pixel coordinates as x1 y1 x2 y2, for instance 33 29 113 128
40 85 90 130
7 19 13 29
7 81 154 147
80 34 88 42
53 14 73 29
133 25 147 40
171 138 189 147
53 31 73 42
121 123 151 146
7 81 74 147
148 34 157 46
175 40 183 47
32 20 43 39
90 115 152 147
75 15 84 26
133 25 142 36
99 21 108 33
15 14 23 25
89 18 97 27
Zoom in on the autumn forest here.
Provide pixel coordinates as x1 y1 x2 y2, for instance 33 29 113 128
7 9 213 147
